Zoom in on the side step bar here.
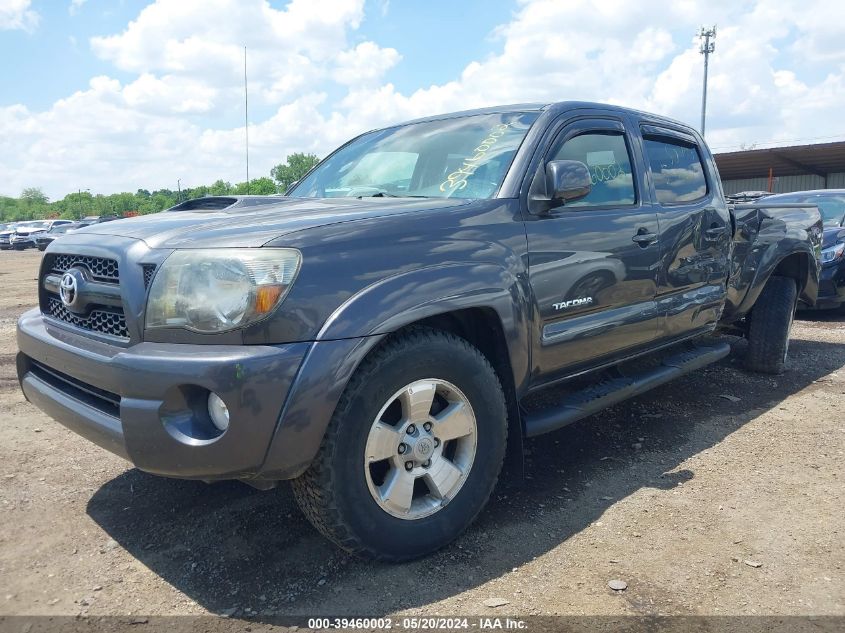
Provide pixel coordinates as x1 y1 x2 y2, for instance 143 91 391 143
522 342 731 438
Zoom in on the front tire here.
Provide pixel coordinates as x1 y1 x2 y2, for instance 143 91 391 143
292 328 508 561
744 276 797 374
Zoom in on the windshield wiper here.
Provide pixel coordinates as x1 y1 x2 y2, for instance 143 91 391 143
357 191 431 199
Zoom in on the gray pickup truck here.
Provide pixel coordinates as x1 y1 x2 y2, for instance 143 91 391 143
17 102 821 561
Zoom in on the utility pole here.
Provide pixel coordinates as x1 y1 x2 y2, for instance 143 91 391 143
699 25 716 137
244 45 250 195
177 178 182 202
77 188 89 220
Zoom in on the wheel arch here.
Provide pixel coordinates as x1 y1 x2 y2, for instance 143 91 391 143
771 252 815 302
736 249 819 319
259 265 531 481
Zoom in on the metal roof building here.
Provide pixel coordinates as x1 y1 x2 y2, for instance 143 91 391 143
714 141 845 195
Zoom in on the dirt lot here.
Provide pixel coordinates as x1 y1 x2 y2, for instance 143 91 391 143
0 249 843 622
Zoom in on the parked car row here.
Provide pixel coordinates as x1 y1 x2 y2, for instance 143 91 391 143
0 215 119 251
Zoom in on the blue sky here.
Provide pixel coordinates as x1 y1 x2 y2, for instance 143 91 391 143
1 0 843 199
1 0 513 119
2 1 143 109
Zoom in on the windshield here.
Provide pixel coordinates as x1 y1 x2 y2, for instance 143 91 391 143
52 225 74 234
772 193 845 227
289 111 539 200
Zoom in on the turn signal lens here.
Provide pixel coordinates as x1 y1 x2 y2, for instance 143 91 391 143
255 284 284 313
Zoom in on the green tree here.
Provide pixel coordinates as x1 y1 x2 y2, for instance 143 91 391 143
61 190 94 219
271 152 319 192
20 187 49 206
209 179 231 196
0 150 319 222
250 177 278 195
185 185 209 199
233 177 278 195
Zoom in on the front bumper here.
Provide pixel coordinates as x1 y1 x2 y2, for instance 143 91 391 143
811 262 845 309
17 309 312 480
10 236 36 248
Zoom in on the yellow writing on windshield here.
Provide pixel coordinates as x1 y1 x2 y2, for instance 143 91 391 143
439 123 512 193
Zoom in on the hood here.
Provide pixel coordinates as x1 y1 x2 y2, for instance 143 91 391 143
70 196 470 249
823 226 845 249
14 227 47 236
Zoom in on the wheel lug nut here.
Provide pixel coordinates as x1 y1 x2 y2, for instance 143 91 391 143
423 422 432 432
406 424 416 435
404 461 414 471
398 443 407 455
422 459 431 468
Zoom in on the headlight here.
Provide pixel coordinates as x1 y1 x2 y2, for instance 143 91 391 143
821 242 845 265
145 248 301 333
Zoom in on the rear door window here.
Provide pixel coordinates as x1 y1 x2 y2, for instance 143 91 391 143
642 137 708 204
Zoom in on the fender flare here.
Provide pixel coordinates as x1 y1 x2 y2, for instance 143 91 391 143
737 245 819 317
258 262 531 480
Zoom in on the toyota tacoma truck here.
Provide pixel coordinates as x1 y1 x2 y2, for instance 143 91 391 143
17 102 822 561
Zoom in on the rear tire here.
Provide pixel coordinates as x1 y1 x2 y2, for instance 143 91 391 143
292 328 508 561
744 276 797 374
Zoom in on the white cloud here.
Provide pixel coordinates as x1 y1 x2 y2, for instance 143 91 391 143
0 0 39 32
332 42 401 86
69 0 87 16
2 0 845 198
122 73 219 114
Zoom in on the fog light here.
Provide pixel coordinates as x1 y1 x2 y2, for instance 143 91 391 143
207 392 230 432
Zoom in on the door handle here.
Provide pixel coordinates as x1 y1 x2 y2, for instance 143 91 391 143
705 225 727 240
632 229 658 246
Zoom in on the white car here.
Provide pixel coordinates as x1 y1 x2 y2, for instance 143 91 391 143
9 220 75 250
0 223 23 250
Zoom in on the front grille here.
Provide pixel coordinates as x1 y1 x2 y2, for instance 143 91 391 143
46 297 129 339
28 358 120 418
41 252 128 339
50 254 119 283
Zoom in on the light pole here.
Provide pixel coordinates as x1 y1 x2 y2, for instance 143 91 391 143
699 25 716 137
177 178 182 202
77 188 90 220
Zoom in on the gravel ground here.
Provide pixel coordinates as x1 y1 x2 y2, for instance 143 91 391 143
0 249 842 622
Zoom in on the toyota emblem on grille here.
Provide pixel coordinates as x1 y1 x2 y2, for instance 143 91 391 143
59 271 78 308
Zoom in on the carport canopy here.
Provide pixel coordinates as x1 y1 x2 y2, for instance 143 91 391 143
715 141 845 180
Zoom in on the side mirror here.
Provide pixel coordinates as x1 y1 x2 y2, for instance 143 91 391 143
546 160 592 203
